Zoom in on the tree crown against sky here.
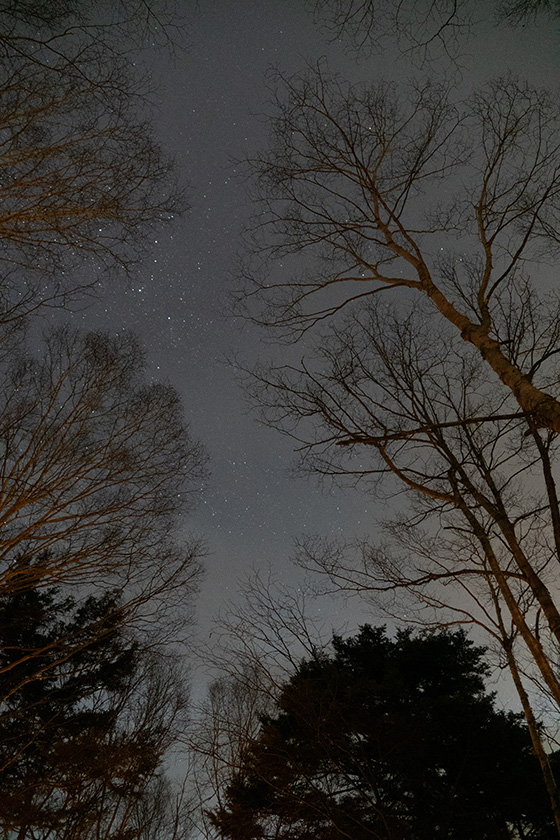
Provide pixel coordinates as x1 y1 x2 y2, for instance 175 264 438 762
0 584 193 840
211 625 555 840
0 0 181 42
0 3 202 605
0 50 181 275
0 0 185 326
312 0 560 60
0 327 204 834
243 68 560 420
0 4 198 838
6 1 560 838
240 65 560 637
239 45 560 834
0 324 205 640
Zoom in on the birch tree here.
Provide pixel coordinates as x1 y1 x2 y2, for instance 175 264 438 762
241 67 560 829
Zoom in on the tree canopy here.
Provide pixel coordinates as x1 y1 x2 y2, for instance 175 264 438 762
0 0 184 325
211 626 555 840
242 59 560 826
312 0 560 59
0 585 191 839
0 326 205 601
0 4 197 838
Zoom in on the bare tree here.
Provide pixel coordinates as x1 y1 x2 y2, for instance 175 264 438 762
186 572 331 839
0 325 205 600
312 0 476 60
0 10 198 834
241 66 560 829
0 41 181 279
243 69 560 434
495 0 560 25
0 0 183 48
246 300 560 827
0 320 203 836
312 0 560 60
0 324 204 812
0 1 184 325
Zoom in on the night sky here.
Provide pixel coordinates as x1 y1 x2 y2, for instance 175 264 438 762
71 2 560 672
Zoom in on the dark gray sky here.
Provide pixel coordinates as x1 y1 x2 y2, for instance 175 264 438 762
74 1 560 669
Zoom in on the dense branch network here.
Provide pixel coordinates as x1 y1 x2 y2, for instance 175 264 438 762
242 65 560 826
244 69 560 433
0 5 200 838
0 0 184 324
313 0 560 59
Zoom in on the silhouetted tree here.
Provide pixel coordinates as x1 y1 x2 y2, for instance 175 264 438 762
312 0 560 58
241 65 560 827
0 49 180 277
0 585 192 839
0 325 205 603
244 69 560 434
0 0 180 45
211 626 556 840
498 0 560 24
0 0 184 324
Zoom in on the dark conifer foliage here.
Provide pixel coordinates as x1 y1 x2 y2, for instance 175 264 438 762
0 585 188 838
211 627 556 840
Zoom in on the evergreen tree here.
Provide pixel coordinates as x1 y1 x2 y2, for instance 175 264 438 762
211 626 556 840
0 586 187 838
